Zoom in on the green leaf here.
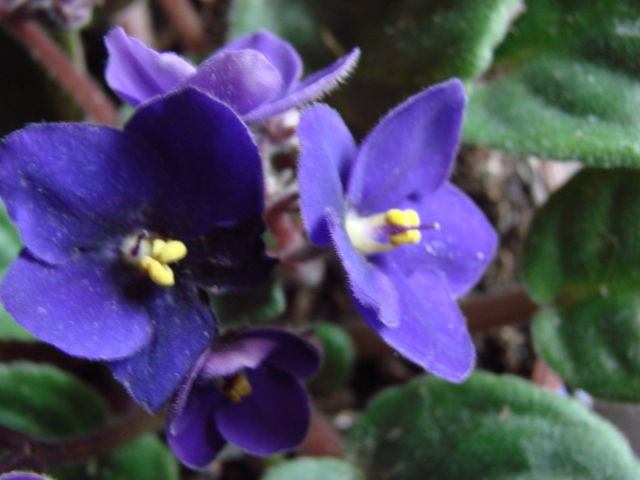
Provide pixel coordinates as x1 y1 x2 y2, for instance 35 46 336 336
308 322 356 393
522 168 640 400
211 276 286 327
261 457 363 480
346 372 640 480
465 1 640 166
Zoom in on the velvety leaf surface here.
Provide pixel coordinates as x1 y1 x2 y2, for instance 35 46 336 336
308 322 356 393
261 458 363 480
346 372 640 480
464 1 640 166
522 168 640 400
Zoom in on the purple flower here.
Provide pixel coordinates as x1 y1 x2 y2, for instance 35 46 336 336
0 88 274 411
167 328 320 468
104 28 360 122
297 79 498 382
0 473 51 480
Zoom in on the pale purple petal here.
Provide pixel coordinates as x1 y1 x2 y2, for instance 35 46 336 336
347 78 466 216
178 50 282 115
243 48 360 122
385 183 498 296
298 105 356 246
1 250 151 360
238 328 320 380
125 88 264 238
105 27 195 105
0 124 160 264
327 211 400 327
202 335 278 378
216 366 310 456
359 263 475 382
220 30 302 96
109 284 217 412
167 383 226 469
0 474 51 480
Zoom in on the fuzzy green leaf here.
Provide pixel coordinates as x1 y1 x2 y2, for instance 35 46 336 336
346 372 640 480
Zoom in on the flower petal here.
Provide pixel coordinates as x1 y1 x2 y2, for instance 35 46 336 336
243 48 360 122
386 183 498 296
359 263 475 382
105 27 195 106
201 335 278 379
0 250 152 360
177 50 282 115
347 79 466 216
124 88 264 239
220 30 302 97
327 210 400 327
109 285 217 412
0 123 160 264
238 328 320 380
216 366 310 456
298 105 356 246
166 383 226 469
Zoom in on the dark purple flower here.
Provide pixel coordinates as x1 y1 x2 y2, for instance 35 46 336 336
0 88 274 411
167 328 320 468
298 79 498 382
0 473 51 480
104 28 360 122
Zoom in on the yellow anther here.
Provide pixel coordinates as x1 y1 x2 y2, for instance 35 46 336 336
224 373 252 403
151 239 167 259
141 256 175 287
389 229 422 246
385 208 420 228
156 240 188 264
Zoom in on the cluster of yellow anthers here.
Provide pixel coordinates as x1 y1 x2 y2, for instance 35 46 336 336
219 373 253 403
139 239 188 286
385 208 422 246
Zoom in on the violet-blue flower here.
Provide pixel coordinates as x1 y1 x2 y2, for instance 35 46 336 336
0 88 274 411
297 79 498 382
167 328 319 469
104 27 360 122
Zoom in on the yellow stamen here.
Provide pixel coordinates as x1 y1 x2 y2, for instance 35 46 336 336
223 373 252 403
151 239 166 259
389 229 421 246
346 208 424 254
156 240 188 264
385 209 420 228
141 256 175 287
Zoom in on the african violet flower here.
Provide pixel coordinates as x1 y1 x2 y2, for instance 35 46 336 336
167 328 319 468
105 27 360 122
0 88 274 411
298 79 498 382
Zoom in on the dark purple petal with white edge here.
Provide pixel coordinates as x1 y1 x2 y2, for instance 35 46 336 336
0 124 160 264
358 262 475 382
105 27 195 106
216 366 310 456
298 105 357 246
243 48 360 122
177 50 282 115
385 182 498 297
327 211 400 327
237 328 320 380
219 30 302 97
125 88 264 239
347 79 466 216
167 383 227 469
1 250 151 360
109 285 217 412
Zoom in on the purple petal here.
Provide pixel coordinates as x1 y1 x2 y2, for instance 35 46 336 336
124 88 264 239
0 474 50 480
244 48 360 122
202 334 278 378
220 30 302 97
237 328 320 380
385 183 498 297
105 27 195 106
298 105 356 246
216 366 310 456
178 50 282 115
327 211 400 327
109 285 217 412
358 263 474 382
167 383 226 469
1 250 151 360
347 79 466 216
0 124 160 264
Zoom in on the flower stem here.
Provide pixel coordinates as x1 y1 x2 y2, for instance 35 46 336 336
0 8 118 126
